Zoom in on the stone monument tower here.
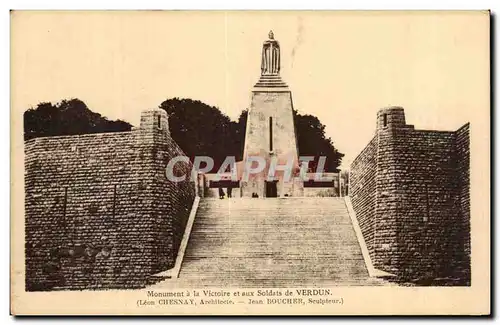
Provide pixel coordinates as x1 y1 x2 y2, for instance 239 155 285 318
241 31 303 198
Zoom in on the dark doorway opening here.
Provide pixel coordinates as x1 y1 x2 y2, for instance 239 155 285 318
265 181 278 198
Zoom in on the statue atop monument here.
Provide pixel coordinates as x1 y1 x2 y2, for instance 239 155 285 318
254 30 287 88
261 30 280 75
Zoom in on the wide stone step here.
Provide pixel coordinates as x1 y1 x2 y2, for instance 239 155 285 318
188 231 359 239
197 204 348 207
192 213 351 218
183 243 365 252
151 277 389 288
195 210 348 214
180 258 367 276
195 208 348 213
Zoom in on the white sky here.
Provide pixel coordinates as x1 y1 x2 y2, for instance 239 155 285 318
11 11 489 169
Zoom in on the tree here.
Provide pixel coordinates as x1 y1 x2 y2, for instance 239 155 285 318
159 98 244 171
24 98 131 141
293 110 344 172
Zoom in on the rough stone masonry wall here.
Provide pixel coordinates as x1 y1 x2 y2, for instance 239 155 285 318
349 136 377 257
454 123 471 282
372 125 402 274
387 128 461 280
350 109 470 283
146 128 196 273
25 125 195 291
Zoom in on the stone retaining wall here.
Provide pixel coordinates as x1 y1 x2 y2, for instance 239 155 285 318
350 107 470 284
25 109 195 291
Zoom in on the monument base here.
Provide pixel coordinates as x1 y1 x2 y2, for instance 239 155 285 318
240 88 303 198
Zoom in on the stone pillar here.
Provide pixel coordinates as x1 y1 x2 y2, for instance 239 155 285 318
241 90 302 197
139 108 169 136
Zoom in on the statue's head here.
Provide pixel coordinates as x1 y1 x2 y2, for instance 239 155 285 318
268 30 274 40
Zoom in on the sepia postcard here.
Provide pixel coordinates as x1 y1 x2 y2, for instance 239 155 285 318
10 10 490 315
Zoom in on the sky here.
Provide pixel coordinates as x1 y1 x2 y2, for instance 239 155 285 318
11 11 489 169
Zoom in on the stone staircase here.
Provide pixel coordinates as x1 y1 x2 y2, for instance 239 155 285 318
152 197 390 288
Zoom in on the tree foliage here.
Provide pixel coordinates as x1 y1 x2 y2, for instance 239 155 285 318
159 98 245 171
24 98 131 141
293 111 344 172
